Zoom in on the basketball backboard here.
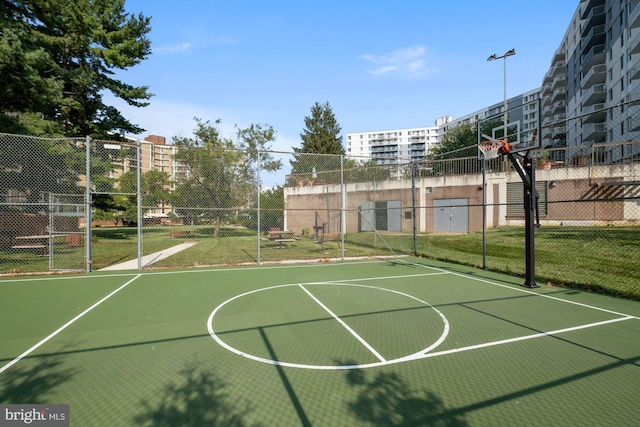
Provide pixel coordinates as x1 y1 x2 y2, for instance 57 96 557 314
477 98 541 159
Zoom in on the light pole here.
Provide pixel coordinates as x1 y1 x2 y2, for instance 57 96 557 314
487 49 515 141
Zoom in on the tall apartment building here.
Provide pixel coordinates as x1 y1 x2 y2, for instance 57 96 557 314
348 1 640 165
113 134 185 218
439 89 542 141
544 0 640 163
346 88 542 164
346 124 446 164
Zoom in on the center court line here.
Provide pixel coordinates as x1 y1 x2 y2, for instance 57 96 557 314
298 284 387 362
0 274 143 375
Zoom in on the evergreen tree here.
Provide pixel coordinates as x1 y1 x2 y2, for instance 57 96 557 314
0 0 152 137
290 101 343 175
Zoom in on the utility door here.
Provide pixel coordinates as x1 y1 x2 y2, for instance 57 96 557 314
434 198 468 233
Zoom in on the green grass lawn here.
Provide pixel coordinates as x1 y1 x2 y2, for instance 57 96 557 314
2 225 638 299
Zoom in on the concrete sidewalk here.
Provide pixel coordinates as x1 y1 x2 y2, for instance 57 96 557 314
99 241 198 271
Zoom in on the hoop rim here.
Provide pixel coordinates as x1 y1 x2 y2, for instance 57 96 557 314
478 139 511 155
478 139 507 149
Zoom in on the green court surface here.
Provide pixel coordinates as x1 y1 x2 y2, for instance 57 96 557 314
1 258 639 426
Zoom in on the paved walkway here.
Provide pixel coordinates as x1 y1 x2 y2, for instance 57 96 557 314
99 242 198 271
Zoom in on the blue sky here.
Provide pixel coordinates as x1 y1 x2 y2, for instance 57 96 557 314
109 0 579 152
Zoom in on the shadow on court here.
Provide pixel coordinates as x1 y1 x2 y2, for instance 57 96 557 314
0 356 75 404
133 359 264 427
340 360 468 426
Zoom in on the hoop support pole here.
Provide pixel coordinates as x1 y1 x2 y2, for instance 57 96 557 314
507 152 539 288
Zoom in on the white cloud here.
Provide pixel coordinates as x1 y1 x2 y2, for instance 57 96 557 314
153 42 193 54
360 46 435 78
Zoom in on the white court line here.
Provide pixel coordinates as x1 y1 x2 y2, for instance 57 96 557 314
298 284 387 362
325 271 448 283
0 275 142 375
416 316 635 360
0 258 402 283
394 259 640 320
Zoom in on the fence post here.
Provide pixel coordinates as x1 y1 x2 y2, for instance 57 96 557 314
340 155 345 260
482 158 487 269
137 139 142 270
411 160 417 255
257 148 261 265
85 135 92 273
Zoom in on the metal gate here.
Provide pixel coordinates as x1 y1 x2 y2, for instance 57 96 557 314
48 194 86 271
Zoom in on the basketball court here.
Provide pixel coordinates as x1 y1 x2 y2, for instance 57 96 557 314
1 257 638 426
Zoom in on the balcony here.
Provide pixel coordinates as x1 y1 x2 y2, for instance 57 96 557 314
580 0 600 18
631 1 640 29
629 64 640 81
552 100 566 115
582 122 607 142
550 60 566 77
627 88 640 102
582 103 606 123
552 74 566 91
582 83 606 106
551 48 565 64
581 25 606 55
553 125 566 135
581 63 606 88
581 5 605 36
630 29 640 55
581 44 606 70
543 113 565 127
552 88 566 103
629 104 640 131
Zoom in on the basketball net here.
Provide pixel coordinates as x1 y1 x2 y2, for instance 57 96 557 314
478 140 509 159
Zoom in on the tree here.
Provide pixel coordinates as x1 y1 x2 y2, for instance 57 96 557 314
428 123 477 158
290 101 344 175
0 0 152 137
428 121 503 158
0 135 83 212
111 169 171 224
119 169 171 210
170 119 281 237
258 186 284 232
425 121 503 175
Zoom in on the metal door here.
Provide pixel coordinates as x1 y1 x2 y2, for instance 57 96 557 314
387 200 402 231
434 198 468 233
360 202 375 231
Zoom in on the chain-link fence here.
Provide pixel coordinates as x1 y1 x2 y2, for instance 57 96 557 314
0 134 86 273
1 102 639 296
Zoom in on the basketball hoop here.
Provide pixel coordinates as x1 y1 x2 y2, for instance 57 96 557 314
478 140 510 159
